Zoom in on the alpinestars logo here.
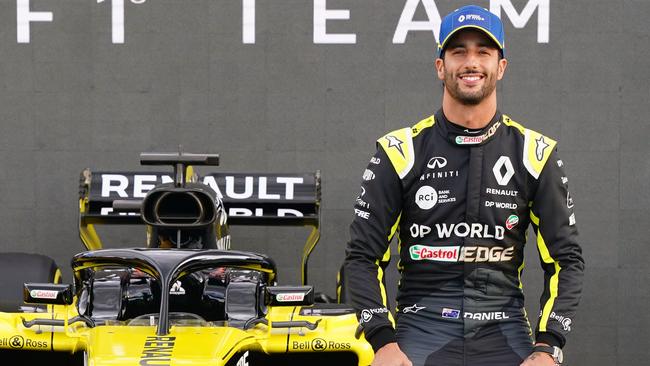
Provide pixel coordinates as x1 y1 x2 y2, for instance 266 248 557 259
403 304 426 314
536 136 549 161
385 135 405 157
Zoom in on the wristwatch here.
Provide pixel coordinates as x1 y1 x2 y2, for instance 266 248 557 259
532 345 563 364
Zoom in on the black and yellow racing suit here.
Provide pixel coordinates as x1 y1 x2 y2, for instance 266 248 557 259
343 110 584 365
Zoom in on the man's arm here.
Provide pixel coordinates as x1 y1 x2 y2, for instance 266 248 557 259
343 146 403 352
530 148 585 348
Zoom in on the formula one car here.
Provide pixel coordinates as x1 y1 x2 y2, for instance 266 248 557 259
0 152 373 365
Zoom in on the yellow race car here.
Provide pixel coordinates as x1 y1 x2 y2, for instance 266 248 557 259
0 152 373 365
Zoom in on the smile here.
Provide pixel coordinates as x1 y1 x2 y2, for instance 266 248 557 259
459 73 484 81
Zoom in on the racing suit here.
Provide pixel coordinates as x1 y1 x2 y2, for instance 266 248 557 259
343 110 584 365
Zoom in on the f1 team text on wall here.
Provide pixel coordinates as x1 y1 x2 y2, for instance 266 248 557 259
16 0 550 44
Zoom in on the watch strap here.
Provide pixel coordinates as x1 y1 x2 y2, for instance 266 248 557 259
532 345 563 364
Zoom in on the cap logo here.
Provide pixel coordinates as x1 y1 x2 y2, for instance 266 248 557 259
460 14 485 23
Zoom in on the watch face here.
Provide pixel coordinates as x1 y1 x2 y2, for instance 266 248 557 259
553 347 564 363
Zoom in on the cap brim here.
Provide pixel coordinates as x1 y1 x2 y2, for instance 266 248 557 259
438 25 504 57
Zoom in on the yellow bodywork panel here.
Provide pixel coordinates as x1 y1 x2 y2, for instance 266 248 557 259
0 305 373 365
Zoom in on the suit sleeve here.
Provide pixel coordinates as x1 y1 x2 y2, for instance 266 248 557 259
530 148 585 348
343 146 403 352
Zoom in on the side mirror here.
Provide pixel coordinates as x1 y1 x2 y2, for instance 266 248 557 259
266 286 314 306
24 283 74 305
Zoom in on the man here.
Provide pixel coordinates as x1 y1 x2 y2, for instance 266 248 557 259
342 5 584 366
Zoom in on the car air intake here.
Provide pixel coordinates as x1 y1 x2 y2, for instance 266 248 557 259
154 192 205 225
142 188 217 227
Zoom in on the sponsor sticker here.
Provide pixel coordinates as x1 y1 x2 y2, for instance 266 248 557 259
415 186 438 210
455 121 500 145
354 208 370 220
9 335 24 349
442 308 460 319
434 222 505 240
362 169 375 181
140 336 176 364
485 200 518 210
409 223 431 238
410 245 459 262
385 135 405 157
492 156 514 186
410 245 514 263
370 157 381 165
0 335 48 349
402 304 426 314
29 289 58 299
169 281 185 295
535 136 549 161
566 191 574 208
427 157 447 169
276 293 305 302
458 14 485 22
506 214 519 230
485 187 518 197
550 312 572 332
455 135 482 145
360 307 388 323
291 338 352 351
236 351 249 366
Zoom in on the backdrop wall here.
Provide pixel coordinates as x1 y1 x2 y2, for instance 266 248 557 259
0 1 647 364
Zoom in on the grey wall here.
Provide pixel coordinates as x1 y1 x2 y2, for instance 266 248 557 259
0 0 648 364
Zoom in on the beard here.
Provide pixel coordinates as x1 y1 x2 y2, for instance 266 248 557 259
443 68 497 106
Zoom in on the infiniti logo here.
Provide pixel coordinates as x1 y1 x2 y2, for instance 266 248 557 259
427 157 447 169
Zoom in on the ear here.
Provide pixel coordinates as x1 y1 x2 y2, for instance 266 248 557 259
435 58 445 81
496 58 508 80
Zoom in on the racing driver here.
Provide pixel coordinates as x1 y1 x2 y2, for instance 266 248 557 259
342 5 584 366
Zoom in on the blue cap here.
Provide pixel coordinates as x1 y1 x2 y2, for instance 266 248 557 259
437 5 505 58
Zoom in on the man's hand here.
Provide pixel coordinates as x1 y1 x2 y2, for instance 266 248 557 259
371 342 412 366
520 343 559 366
520 351 557 366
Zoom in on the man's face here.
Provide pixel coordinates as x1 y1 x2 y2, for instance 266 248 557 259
435 29 507 105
